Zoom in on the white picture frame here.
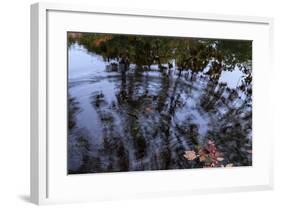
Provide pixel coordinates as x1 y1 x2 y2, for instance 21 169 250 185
30 2 274 205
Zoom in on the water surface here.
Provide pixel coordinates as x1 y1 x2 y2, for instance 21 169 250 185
67 35 252 174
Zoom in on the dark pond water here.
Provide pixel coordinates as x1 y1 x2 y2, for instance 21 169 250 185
68 38 252 174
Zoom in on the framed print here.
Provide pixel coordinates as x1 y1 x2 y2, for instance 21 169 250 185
30 2 274 205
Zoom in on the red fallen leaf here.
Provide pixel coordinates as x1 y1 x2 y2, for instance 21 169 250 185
185 139 225 167
184 150 197 160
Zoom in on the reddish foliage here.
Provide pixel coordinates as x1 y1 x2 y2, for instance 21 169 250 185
184 139 232 168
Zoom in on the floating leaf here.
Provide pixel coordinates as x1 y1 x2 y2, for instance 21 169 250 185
184 150 197 160
198 149 207 162
199 155 206 162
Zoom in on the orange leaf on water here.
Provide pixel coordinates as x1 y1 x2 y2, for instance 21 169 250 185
184 150 197 161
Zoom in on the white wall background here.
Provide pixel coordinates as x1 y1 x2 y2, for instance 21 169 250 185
0 0 280 207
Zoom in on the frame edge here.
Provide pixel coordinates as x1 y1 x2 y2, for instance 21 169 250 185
30 3 39 205
30 2 48 205
30 2 274 204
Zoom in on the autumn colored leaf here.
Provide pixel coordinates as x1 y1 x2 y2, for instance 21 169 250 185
184 139 226 168
198 149 207 162
199 155 206 162
184 150 197 160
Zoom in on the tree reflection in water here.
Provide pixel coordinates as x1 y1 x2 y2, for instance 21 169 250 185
67 32 252 174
